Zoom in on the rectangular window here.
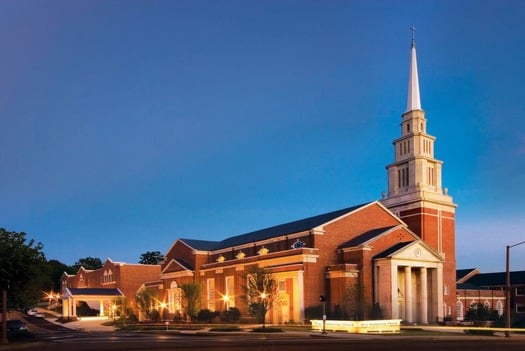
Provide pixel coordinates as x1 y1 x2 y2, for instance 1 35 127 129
207 278 216 311
516 304 525 313
225 276 235 308
278 280 286 292
516 287 525 296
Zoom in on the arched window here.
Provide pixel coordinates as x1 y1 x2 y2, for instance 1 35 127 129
168 281 182 314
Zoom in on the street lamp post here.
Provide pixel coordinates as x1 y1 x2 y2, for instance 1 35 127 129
223 295 230 311
160 302 167 323
260 293 266 328
320 295 327 334
505 240 525 338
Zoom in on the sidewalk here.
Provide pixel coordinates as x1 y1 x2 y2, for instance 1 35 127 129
53 316 115 332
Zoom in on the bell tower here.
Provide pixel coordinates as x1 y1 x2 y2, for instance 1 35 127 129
381 29 458 319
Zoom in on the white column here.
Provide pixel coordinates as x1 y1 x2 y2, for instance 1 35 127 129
296 270 304 323
420 267 428 324
62 298 68 317
374 265 379 304
100 300 105 316
72 299 77 316
391 264 399 319
405 266 412 323
69 298 74 317
436 265 444 321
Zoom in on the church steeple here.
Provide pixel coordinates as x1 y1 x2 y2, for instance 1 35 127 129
381 29 458 322
381 30 456 236
406 27 421 112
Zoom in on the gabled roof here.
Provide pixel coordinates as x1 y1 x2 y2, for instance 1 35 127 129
456 268 479 284
373 242 413 259
338 226 398 249
185 202 371 251
457 268 477 281
162 258 194 273
463 271 525 287
66 288 123 296
179 238 219 251
172 203 372 252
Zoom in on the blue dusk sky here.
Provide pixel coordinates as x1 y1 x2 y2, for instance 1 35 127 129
1 0 524 272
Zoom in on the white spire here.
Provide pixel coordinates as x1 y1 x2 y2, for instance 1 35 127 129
406 27 421 112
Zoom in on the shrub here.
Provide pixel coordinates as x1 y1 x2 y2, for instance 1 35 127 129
220 307 241 323
56 316 79 323
149 309 161 322
76 301 98 316
304 305 324 320
197 309 219 323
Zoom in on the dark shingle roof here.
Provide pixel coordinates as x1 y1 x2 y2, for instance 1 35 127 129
181 202 370 251
338 226 397 249
67 288 123 296
457 283 493 290
214 203 369 250
464 271 525 287
457 268 477 281
180 239 219 251
373 242 413 259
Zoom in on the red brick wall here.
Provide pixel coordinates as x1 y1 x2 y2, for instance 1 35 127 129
400 206 456 318
65 261 161 305
310 203 403 316
163 241 197 271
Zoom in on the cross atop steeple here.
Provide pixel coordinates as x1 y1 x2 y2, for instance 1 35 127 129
410 25 416 47
406 26 421 112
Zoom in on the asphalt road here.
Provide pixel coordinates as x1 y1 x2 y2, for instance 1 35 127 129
3 313 525 351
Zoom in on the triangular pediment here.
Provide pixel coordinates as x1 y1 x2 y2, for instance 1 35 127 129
389 241 442 263
161 258 192 274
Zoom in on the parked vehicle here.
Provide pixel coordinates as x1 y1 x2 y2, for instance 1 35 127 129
26 309 38 316
6 320 27 334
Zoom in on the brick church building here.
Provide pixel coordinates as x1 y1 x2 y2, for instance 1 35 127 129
151 36 458 324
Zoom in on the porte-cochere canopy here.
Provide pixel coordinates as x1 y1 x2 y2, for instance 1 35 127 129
62 288 124 317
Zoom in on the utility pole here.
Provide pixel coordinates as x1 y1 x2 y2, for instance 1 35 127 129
505 240 525 338
1 288 7 344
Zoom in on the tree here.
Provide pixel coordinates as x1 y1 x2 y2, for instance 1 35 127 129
139 251 163 265
240 266 278 327
71 257 103 271
1 228 47 344
45 259 70 292
345 280 366 320
0 228 47 308
180 282 201 321
135 288 159 321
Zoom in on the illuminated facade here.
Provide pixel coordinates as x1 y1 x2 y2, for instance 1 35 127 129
149 36 456 324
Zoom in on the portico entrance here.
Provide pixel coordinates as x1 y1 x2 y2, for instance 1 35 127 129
61 287 124 318
374 241 443 323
